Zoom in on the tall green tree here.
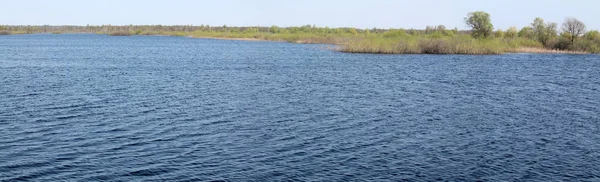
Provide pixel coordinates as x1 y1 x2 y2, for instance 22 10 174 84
464 11 494 38
532 18 557 46
518 27 535 39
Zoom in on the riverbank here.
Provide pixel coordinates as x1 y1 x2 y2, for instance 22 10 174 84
189 36 264 42
1 28 597 55
510 47 589 54
186 34 591 55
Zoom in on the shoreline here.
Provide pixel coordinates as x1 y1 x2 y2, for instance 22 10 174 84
188 36 266 42
508 47 589 54
188 36 592 55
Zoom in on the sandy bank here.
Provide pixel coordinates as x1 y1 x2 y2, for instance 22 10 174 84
511 47 589 54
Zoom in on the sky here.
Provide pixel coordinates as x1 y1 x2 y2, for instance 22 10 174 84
1 0 598 30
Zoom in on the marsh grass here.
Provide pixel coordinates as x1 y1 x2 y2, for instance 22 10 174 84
188 31 353 45
187 31 566 55
340 36 508 54
108 31 132 36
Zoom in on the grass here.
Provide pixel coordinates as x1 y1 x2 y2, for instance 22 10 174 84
335 36 524 55
186 30 583 55
108 31 132 36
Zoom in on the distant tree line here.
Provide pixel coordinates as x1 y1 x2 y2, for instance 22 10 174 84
0 24 470 36
464 11 598 52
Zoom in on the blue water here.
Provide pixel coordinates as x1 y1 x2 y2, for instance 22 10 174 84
1 34 599 181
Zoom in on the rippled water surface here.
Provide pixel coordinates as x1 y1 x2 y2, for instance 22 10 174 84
1 34 600 181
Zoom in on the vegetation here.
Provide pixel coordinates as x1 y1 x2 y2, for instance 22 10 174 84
340 35 505 54
465 11 494 39
561 17 586 44
532 18 557 46
108 31 132 36
1 11 599 54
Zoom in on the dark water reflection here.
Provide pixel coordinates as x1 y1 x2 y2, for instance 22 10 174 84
1 34 599 181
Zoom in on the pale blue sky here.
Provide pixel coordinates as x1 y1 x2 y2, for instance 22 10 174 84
1 0 598 30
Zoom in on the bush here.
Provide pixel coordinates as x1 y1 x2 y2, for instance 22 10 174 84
552 37 572 50
495 29 504 38
505 27 518 38
585 30 600 40
573 39 600 53
382 29 408 38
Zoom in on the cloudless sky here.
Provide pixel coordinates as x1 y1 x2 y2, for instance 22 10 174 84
1 0 598 30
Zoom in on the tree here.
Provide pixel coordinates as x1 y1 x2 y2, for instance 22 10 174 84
585 30 600 40
495 29 504 38
465 11 494 38
269 25 280 33
436 25 446 32
561 17 586 44
518 27 535 39
348 28 358 35
506 26 518 38
531 18 557 46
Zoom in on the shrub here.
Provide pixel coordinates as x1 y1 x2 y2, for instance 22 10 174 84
382 29 408 38
518 27 535 39
505 27 518 38
552 37 572 50
585 30 599 40
495 29 504 38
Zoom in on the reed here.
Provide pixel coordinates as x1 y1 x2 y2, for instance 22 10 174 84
340 36 507 55
108 31 132 36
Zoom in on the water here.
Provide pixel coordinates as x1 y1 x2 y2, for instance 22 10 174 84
1 34 599 181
